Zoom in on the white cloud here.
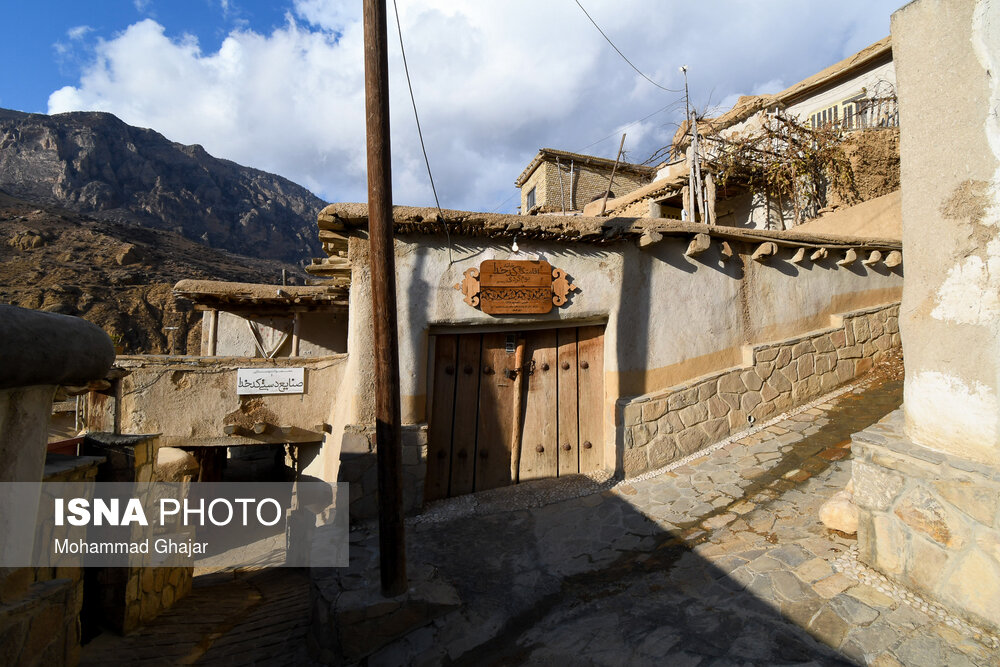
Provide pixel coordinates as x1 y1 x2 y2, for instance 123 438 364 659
48 1 904 212
67 25 93 41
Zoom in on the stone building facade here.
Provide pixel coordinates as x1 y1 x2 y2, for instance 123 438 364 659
515 148 655 214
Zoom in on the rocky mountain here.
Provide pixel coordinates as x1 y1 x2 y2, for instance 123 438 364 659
0 108 323 263
0 190 303 354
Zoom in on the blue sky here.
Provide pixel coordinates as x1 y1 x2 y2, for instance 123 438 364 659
2 1 298 113
0 1 905 211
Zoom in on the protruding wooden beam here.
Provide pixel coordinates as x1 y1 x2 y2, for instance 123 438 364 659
837 248 858 267
685 233 711 257
720 241 734 260
885 250 902 268
810 247 828 262
791 247 806 264
279 425 295 436
224 424 249 437
638 230 663 248
312 422 333 434
252 422 269 435
863 250 883 266
752 242 778 262
63 379 112 396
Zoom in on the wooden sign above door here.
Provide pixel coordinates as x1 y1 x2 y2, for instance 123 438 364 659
454 259 577 315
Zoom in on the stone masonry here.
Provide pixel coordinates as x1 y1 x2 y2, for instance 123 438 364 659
852 410 1000 634
337 424 427 521
0 456 103 667
80 433 193 633
620 302 900 477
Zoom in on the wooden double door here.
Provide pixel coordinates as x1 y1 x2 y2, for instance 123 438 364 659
425 325 604 501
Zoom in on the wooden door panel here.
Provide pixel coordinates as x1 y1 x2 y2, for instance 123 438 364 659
425 335 457 502
556 328 580 476
475 333 517 491
577 325 605 473
518 330 558 481
449 334 481 497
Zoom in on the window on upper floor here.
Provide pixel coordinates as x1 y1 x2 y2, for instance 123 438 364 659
526 186 536 210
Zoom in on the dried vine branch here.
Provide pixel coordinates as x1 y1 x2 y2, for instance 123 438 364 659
711 112 857 226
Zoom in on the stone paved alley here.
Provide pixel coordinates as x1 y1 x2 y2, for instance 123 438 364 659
81 363 1000 666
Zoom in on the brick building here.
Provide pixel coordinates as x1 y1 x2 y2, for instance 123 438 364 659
514 148 655 214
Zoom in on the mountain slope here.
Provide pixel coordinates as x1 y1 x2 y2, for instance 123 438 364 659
0 190 304 354
0 108 324 263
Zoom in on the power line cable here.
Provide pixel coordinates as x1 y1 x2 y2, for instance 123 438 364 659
392 0 453 260
489 100 685 213
572 0 683 93
580 99 685 151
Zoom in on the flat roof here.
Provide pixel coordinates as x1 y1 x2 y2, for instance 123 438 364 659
514 148 657 187
317 202 900 250
173 279 348 308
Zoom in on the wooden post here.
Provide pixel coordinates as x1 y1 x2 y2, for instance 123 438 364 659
509 338 526 483
691 113 706 223
556 156 566 216
705 172 717 226
686 146 696 222
206 309 218 356
599 134 626 216
364 0 406 597
291 312 301 357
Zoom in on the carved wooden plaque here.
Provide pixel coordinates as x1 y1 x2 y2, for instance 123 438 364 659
479 260 553 314
453 259 578 315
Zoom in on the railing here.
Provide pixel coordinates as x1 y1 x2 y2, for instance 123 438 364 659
844 96 899 130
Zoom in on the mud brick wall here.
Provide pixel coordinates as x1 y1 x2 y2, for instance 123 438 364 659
618 303 900 477
852 410 1000 634
338 424 427 521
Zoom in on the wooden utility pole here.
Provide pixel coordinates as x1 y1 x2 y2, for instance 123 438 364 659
363 0 406 597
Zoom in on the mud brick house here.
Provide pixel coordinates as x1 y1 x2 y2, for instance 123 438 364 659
89 280 352 481
305 202 903 518
585 36 899 231
515 148 656 215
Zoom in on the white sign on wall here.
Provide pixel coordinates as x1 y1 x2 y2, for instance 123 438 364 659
236 368 305 395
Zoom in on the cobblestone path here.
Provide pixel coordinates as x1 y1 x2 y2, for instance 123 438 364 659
79 569 317 666
83 372 1000 665
343 375 1000 666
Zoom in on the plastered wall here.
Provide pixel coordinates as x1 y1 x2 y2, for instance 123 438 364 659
328 231 901 479
115 356 348 448
893 0 1000 467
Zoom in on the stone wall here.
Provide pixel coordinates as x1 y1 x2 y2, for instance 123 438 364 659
619 303 900 477
337 424 427 521
0 455 102 667
79 433 193 634
852 410 1000 633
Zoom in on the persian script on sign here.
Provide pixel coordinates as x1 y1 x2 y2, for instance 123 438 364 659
236 368 305 395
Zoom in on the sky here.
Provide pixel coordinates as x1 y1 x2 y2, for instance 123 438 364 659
0 1 905 213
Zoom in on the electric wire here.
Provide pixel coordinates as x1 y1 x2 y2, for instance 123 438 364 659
490 100 683 213
392 0 453 261
572 0 683 93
